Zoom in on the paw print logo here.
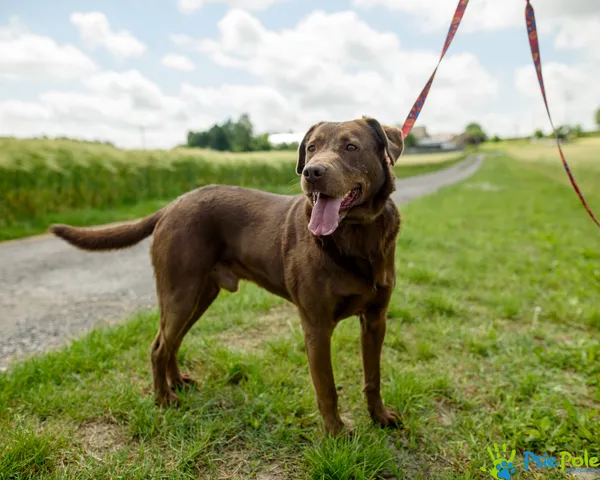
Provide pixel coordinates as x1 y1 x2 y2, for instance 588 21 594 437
480 443 517 479
497 460 516 479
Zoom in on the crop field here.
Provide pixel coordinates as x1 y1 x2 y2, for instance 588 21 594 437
0 137 465 241
0 137 598 479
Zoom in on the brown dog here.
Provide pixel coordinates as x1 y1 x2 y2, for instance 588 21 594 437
49 116 405 436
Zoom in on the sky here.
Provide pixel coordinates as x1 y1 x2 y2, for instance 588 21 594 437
0 0 599 149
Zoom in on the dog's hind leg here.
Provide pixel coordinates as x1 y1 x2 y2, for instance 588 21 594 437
166 281 219 391
151 277 220 407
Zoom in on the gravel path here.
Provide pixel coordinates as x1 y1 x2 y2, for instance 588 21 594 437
0 154 483 369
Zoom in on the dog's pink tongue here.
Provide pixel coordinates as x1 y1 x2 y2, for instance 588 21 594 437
308 196 343 236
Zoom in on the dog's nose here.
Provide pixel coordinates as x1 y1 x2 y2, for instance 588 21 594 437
303 164 327 183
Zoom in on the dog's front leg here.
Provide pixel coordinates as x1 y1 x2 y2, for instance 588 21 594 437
360 302 401 429
300 314 345 436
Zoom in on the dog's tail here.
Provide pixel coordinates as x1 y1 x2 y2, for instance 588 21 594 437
49 208 165 251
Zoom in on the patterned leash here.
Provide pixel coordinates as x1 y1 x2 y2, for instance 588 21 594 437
400 0 468 139
400 0 600 228
525 0 600 228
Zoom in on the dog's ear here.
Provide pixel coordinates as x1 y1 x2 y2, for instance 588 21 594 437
296 122 324 175
382 125 404 164
363 117 404 166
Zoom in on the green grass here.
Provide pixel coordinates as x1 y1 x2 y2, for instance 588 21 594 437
2 149 598 478
0 136 464 241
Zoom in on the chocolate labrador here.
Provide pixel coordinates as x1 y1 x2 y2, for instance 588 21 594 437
49 116 405 436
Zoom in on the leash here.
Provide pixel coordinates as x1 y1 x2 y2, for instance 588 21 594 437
400 0 468 140
525 0 600 228
400 0 600 229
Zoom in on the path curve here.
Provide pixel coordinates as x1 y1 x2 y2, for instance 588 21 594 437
0 154 483 369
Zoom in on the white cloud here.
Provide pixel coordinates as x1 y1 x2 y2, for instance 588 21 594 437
176 9 499 134
177 0 285 15
351 0 600 35
0 100 52 121
181 83 301 130
515 61 600 133
0 68 285 148
70 12 146 59
0 18 97 80
161 53 196 71
0 9 506 148
553 17 600 60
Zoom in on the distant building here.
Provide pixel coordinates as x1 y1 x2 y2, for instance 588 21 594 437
411 126 429 140
409 128 462 152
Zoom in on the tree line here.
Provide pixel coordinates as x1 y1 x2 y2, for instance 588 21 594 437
186 114 298 152
186 109 600 153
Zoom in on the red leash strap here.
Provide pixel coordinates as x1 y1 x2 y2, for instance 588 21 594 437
525 0 600 228
401 0 599 228
401 0 469 139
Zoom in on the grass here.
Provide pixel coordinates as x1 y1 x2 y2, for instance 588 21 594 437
0 136 465 241
1 140 599 478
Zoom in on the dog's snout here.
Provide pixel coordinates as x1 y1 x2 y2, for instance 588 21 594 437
303 164 327 183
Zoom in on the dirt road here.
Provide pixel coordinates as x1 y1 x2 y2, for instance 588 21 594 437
0 154 483 369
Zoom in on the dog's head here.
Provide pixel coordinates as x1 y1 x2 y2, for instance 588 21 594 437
296 116 404 236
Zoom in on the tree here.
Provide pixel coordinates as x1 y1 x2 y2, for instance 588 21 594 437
492 135 501 143
250 133 272 151
185 114 274 152
403 132 418 148
555 125 569 140
534 129 544 139
232 113 254 152
464 122 487 145
571 124 584 138
208 124 231 151
595 107 600 129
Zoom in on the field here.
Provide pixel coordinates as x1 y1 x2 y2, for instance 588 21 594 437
0 137 464 241
1 138 599 479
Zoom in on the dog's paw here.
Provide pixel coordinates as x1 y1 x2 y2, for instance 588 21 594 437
372 408 402 429
171 373 196 391
156 390 180 408
323 419 347 438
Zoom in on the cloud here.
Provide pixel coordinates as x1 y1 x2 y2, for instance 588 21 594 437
180 83 301 130
351 0 600 35
177 0 285 14
515 61 600 133
11 6 598 149
553 17 600 60
0 18 97 80
176 9 499 134
0 68 293 148
70 12 146 59
1 9 506 148
161 53 196 71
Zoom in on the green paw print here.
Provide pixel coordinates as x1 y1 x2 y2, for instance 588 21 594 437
480 443 517 479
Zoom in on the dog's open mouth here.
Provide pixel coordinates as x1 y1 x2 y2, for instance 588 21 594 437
308 186 362 237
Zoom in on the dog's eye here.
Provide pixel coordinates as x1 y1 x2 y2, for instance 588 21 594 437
307 145 316 153
346 144 358 151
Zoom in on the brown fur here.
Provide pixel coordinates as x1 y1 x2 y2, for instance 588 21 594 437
49 116 405 436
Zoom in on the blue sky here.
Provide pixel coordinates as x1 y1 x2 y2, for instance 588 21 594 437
1 0 598 148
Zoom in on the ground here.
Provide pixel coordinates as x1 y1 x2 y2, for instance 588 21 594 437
0 142 599 479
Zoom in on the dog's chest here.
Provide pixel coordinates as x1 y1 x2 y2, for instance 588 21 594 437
333 291 379 321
